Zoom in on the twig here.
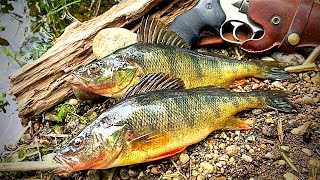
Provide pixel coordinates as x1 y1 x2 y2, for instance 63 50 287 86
0 161 62 171
303 46 320 65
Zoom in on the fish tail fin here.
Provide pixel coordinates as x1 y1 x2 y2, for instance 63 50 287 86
256 60 292 81
258 90 295 112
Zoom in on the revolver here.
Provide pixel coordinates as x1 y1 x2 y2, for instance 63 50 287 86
169 0 320 53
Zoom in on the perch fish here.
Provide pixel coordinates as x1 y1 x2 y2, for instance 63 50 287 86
70 17 291 98
54 75 294 173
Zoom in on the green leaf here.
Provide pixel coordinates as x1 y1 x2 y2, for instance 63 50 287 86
3 47 11 57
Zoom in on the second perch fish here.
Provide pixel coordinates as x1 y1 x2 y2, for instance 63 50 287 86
54 83 294 173
70 17 291 98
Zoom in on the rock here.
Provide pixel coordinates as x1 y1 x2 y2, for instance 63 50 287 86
274 160 286 167
302 148 313 156
246 136 255 143
219 154 229 161
137 171 145 179
264 152 275 160
44 112 59 122
200 161 215 173
128 169 139 177
314 97 319 103
249 149 255 154
242 154 253 162
288 120 298 128
252 109 263 115
308 159 320 168
309 87 318 93
205 154 213 159
301 95 313 104
179 153 190 165
68 98 78 105
317 106 320 113
291 122 311 135
265 118 274 124
245 145 251 150
271 81 283 89
283 172 299 180
93 28 137 60
229 157 235 164
150 167 158 174
87 170 100 180
21 133 32 144
226 145 239 156
311 74 320 85
119 168 129 179
219 143 226 150
271 52 305 66
280 146 290 152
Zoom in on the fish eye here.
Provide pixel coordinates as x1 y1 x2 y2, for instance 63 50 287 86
89 64 100 74
72 137 84 148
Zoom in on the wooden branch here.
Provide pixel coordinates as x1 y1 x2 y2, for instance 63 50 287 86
0 161 62 172
8 0 197 123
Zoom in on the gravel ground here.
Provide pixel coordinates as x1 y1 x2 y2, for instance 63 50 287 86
0 46 319 180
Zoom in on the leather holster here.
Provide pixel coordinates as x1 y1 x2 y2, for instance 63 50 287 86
240 0 320 53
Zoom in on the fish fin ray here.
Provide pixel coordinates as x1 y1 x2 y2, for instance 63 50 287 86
147 146 186 161
223 116 253 130
137 16 191 49
122 73 185 98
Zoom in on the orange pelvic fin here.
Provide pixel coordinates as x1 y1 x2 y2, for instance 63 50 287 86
128 131 170 150
148 146 186 161
223 116 253 130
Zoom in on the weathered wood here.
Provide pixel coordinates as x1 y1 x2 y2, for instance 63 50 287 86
0 161 62 172
8 0 197 123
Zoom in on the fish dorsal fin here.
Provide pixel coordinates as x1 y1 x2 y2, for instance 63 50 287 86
122 73 185 99
137 16 191 49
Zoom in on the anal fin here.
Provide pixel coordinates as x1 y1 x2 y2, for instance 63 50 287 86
147 146 186 161
223 116 254 130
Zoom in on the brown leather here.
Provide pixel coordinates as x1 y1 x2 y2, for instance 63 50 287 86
240 0 320 53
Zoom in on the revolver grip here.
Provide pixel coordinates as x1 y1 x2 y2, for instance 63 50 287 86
169 0 226 48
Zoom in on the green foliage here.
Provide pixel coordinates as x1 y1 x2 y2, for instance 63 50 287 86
54 100 97 124
0 92 9 113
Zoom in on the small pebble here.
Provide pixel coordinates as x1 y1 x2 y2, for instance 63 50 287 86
219 155 229 161
274 160 286 167
291 122 311 135
302 148 312 156
311 74 320 85
271 81 283 89
265 118 274 124
200 161 215 173
119 168 129 180
280 146 289 152
301 95 313 104
150 167 158 174
128 169 139 177
219 143 226 150
283 172 299 180
179 153 190 165
249 149 255 154
288 120 298 128
226 145 239 156
242 154 253 162
264 152 275 160
68 98 78 105
246 136 255 143
252 109 262 115
137 171 145 179
245 145 251 150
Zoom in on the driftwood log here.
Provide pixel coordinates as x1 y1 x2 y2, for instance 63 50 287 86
8 0 197 124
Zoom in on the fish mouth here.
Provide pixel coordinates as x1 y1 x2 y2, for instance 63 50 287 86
53 154 74 173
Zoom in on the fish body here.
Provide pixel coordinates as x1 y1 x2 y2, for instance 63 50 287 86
54 87 293 172
70 18 290 98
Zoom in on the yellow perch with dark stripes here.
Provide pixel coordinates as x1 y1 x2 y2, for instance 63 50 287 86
70 17 291 98
53 86 293 173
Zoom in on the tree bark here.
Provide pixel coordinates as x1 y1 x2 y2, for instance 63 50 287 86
8 0 197 124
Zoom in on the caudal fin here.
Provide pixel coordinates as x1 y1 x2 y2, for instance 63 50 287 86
257 61 292 81
260 91 295 112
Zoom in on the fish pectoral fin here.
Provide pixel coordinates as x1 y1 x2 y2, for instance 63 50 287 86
122 72 185 98
137 16 190 49
223 116 254 130
127 131 170 150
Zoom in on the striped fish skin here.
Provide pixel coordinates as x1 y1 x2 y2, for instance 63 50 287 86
54 88 293 172
71 43 290 97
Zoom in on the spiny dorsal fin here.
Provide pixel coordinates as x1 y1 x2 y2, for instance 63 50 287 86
122 73 185 99
137 16 191 49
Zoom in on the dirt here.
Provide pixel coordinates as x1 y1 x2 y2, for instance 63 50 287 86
0 46 319 180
